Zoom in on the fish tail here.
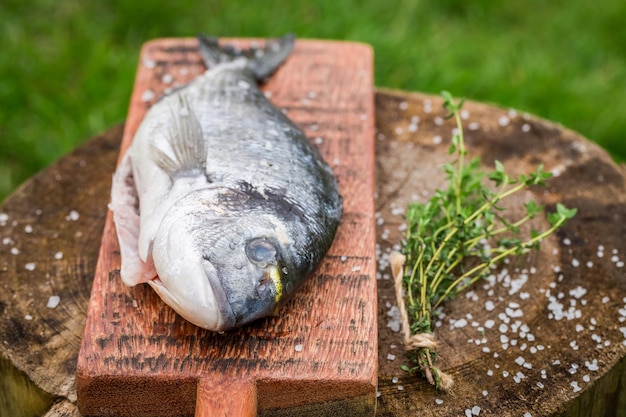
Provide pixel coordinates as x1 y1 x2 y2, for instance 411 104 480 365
197 34 295 80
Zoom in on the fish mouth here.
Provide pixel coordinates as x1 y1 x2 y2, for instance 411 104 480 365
147 264 236 331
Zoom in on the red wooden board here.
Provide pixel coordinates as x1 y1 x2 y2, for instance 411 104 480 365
76 38 377 416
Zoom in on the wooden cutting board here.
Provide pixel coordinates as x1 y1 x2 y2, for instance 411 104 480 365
76 38 377 416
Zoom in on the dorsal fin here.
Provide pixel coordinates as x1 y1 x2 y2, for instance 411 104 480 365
197 34 295 80
150 94 206 178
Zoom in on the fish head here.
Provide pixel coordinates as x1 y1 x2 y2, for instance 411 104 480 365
150 192 300 331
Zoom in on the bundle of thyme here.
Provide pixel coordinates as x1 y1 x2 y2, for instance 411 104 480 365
394 92 576 390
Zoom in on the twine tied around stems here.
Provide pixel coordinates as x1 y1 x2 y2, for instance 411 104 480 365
390 251 454 390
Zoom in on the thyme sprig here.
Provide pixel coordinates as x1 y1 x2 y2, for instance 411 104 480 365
398 92 576 389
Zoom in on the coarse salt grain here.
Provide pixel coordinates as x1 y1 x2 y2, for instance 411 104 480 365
47 295 60 309
294 344 303 352
141 89 155 102
435 398 444 405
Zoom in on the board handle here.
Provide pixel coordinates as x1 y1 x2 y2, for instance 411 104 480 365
196 378 257 417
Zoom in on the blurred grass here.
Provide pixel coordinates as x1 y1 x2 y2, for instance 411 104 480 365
1 0 625 201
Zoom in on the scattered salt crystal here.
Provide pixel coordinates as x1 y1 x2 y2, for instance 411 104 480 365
47 295 60 309
0 213 8 225
571 381 582 393
484 319 495 329
454 318 468 328
585 359 599 371
521 123 531 132
294 344 303 352
524 413 532 417
563 238 572 246
482 390 488 396
472 406 481 415
583 374 590 382
141 89 155 102
387 306 401 332
498 116 510 126
24 225 33 233
570 286 587 299
392 376 399 384
387 354 396 361
397 385 404 391
465 409 472 417
66 210 80 221
435 398 444 405
161 73 173 84
537 382 544 388
432 135 442 144
487 370 493 376
24 314 33 321
142 58 156 68
25 262 36 271
485 300 495 311
515 356 525 366
399 101 408 110
503 371 509 377
132 299 138 308
351 266 362 272
602 296 610 304
434 117 444 126
54 251 63 260
572 259 580 267
468 122 480 131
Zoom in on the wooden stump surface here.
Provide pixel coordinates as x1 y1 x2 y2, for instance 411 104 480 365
1 87 626 416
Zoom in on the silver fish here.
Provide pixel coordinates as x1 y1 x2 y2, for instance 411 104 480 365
110 35 342 331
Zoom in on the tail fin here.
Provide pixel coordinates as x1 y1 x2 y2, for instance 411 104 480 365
197 34 295 80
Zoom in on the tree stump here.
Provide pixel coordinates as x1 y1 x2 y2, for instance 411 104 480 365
1 89 625 416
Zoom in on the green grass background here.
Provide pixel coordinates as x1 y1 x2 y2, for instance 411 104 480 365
1 0 625 201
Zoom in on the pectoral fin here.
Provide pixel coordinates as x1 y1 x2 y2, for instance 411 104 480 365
150 94 206 178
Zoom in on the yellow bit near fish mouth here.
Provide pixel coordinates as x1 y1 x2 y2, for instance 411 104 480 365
269 265 282 305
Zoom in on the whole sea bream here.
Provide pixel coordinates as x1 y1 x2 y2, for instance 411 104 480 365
110 35 342 331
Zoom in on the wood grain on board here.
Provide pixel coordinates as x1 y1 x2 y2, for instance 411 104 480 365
74 38 378 416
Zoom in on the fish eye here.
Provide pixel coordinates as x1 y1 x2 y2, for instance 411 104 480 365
245 238 278 266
